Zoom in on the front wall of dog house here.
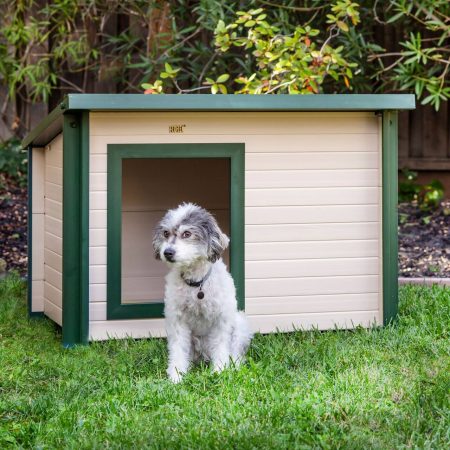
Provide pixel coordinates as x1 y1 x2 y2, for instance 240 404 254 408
88 112 382 340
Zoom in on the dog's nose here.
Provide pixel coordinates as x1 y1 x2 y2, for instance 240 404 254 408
163 248 176 262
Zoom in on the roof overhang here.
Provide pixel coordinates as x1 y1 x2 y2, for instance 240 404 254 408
23 93 416 148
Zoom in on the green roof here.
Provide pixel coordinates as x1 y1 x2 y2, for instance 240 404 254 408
23 93 415 147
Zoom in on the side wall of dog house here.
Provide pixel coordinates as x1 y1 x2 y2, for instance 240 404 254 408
88 111 382 340
43 134 63 325
30 147 45 313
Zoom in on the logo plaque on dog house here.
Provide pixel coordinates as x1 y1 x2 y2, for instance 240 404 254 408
23 94 415 347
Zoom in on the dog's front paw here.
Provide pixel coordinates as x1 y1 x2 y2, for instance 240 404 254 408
167 368 184 383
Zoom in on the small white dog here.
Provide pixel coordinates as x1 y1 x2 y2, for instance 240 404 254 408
153 203 253 383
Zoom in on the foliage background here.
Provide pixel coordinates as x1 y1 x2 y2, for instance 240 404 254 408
0 0 448 138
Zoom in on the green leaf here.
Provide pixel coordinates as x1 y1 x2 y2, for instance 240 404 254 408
211 84 219 94
245 20 256 27
336 21 349 32
216 74 230 83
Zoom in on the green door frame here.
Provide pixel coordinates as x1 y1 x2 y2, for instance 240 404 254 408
107 143 245 320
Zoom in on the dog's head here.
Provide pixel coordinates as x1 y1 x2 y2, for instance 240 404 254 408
153 203 229 266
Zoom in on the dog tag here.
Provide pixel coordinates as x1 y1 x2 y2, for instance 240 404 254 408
197 290 205 300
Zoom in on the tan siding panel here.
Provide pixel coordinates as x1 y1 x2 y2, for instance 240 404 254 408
246 240 378 261
245 205 378 225
245 133 378 152
44 215 62 238
246 187 378 207
45 166 63 185
246 152 378 171
246 258 379 279
32 148 45 213
90 154 107 173
246 169 379 188
90 172 107 191
45 181 62 203
246 293 379 315
90 246 106 265
249 310 380 333
45 264 62 291
90 284 106 302
32 213 45 280
44 198 62 221
31 280 44 312
45 232 62 255
90 229 107 247
90 210 107 229
44 281 62 308
90 133 377 155
89 318 167 340
44 300 62 326
45 144 62 167
90 265 106 284
90 112 378 136
246 222 379 242
246 275 379 297
44 248 62 272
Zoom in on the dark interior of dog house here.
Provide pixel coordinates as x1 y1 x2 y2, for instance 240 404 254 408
121 157 231 305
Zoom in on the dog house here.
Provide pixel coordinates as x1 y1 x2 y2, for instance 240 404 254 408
24 94 415 347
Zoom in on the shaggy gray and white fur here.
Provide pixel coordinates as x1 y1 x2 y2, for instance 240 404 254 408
153 203 253 383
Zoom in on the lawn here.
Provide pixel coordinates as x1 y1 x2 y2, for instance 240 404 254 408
0 275 449 449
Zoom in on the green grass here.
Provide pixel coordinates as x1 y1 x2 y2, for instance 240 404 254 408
0 275 449 449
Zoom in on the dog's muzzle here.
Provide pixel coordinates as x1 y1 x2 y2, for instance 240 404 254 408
163 248 176 262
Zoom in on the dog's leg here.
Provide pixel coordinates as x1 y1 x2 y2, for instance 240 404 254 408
206 325 232 373
166 322 192 383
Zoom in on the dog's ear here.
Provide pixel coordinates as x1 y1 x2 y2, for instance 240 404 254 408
206 216 229 262
152 224 164 260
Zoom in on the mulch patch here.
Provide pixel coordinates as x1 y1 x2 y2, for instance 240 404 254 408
398 201 450 278
0 175 28 276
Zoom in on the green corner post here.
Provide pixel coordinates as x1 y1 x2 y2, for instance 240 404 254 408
382 111 399 325
62 112 90 347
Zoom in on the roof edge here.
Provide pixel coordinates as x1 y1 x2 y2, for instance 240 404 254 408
22 101 66 148
22 94 416 147
66 93 416 112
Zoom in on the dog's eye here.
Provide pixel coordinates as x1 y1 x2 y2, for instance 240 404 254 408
181 231 191 239
163 230 170 238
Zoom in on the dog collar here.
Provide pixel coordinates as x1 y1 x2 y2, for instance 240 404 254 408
181 266 213 299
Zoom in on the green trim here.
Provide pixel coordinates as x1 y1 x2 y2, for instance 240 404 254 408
62 113 90 346
22 94 415 148
66 94 415 112
382 111 399 325
21 102 65 148
107 143 245 320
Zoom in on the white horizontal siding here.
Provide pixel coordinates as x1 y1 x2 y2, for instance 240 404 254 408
246 293 379 315
246 169 379 188
44 134 63 326
90 112 378 136
249 310 380 334
88 310 380 341
246 187 378 206
88 112 382 338
31 148 45 313
246 258 379 279
246 275 379 297
246 152 378 170
246 240 378 261
245 205 378 225
246 222 378 242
